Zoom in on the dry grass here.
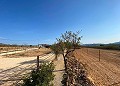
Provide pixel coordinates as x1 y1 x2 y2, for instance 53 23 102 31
2 48 51 58
0 46 29 53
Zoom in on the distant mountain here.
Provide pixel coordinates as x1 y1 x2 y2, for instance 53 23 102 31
112 41 120 44
83 43 102 46
83 41 120 47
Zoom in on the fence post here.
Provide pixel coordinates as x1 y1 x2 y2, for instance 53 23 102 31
37 56 39 71
81 48 82 54
87 48 88 54
99 50 100 61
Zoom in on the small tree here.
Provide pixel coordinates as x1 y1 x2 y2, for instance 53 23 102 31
50 43 60 60
51 31 82 72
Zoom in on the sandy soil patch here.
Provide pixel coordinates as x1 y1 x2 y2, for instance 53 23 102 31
0 53 55 86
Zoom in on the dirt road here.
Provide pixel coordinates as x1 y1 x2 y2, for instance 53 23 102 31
1 48 51 58
74 48 120 86
0 48 37 56
0 53 55 86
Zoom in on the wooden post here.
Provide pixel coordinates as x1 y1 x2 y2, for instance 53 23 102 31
37 56 39 71
81 48 82 54
99 50 100 61
87 48 88 54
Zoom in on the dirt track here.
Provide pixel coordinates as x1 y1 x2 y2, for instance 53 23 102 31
1 48 51 58
0 53 55 86
53 55 64 86
74 48 120 86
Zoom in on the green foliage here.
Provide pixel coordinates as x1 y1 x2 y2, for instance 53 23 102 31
50 43 60 59
22 62 55 86
51 31 82 57
51 31 82 85
50 31 82 85
57 31 82 52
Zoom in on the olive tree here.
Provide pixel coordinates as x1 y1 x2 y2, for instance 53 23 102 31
51 31 82 71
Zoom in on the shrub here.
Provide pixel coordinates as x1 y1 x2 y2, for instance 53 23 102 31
22 62 55 86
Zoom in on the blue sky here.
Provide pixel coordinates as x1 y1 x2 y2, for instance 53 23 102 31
0 0 120 44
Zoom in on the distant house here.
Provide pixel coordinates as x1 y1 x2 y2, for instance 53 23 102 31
38 44 43 48
38 44 51 48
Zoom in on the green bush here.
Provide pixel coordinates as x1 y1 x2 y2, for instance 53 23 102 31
22 62 55 86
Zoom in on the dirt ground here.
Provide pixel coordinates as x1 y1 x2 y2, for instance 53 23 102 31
0 52 55 86
74 48 120 86
53 55 64 86
2 48 51 58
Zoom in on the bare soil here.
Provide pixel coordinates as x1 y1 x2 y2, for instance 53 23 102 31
74 48 120 86
0 53 55 86
53 55 64 86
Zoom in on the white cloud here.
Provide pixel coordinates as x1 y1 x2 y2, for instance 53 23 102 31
0 37 7 40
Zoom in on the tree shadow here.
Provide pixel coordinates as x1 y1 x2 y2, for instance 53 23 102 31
0 53 52 85
19 58 49 65
19 59 37 65
53 69 65 72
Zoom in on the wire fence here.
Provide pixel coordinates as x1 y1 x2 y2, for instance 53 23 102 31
75 48 120 86
81 48 120 65
0 52 54 86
